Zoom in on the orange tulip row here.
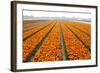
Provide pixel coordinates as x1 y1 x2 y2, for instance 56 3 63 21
23 21 48 32
23 21 55 62
64 21 91 36
23 20 53 39
61 22 91 60
32 21 62 62
64 22 91 49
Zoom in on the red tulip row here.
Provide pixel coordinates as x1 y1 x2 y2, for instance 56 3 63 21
23 21 55 62
61 21 91 60
32 21 62 62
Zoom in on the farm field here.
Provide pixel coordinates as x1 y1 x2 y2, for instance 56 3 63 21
23 19 91 62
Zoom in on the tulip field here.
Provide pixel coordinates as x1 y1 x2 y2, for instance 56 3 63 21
23 19 91 62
